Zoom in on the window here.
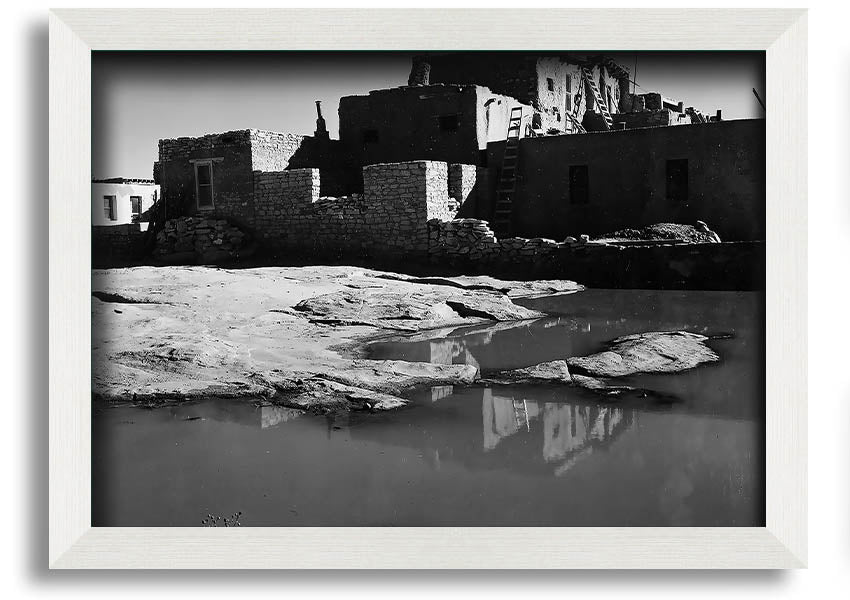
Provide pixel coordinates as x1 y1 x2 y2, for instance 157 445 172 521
130 196 142 222
103 196 116 221
362 129 379 144
566 74 572 91
546 77 554 92
666 159 688 203
569 165 589 205
438 114 459 132
194 161 214 209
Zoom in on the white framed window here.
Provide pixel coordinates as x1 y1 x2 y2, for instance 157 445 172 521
194 160 214 209
130 196 142 222
103 196 116 221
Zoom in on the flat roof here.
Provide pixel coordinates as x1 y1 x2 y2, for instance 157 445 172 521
92 177 156 185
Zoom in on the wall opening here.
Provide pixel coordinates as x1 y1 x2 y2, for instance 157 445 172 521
569 165 589 205
130 196 142 222
438 114 459 132
194 161 214 209
479 150 489 168
362 129 379 144
546 77 554 92
666 159 689 203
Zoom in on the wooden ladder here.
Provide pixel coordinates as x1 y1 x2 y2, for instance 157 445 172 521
514 399 530 432
581 66 613 130
568 73 587 134
493 106 524 237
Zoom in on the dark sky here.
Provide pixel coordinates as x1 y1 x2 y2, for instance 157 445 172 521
92 51 765 179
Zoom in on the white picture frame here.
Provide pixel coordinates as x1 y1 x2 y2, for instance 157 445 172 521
49 8 807 569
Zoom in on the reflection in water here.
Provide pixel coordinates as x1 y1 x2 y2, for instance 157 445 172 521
261 406 302 429
167 400 303 429
93 289 764 527
481 389 635 476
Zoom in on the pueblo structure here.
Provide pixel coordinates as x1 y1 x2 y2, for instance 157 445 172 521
98 52 765 289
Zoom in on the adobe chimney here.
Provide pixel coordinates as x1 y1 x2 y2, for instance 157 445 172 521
314 100 329 139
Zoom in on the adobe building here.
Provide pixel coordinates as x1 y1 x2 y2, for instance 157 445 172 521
91 178 159 227
149 51 764 278
153 124 356 228
484 118 765 241
418 52 632 135
338 84 530 170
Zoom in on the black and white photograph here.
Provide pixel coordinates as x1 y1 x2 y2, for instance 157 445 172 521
89 49 767 528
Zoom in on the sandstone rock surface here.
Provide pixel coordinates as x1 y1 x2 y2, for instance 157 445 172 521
566 331 719 378
92 265 570 412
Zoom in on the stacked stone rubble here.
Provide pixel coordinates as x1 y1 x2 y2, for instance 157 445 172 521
154 217 248 260
427 218 565 265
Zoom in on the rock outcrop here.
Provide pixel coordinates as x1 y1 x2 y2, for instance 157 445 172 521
566 331 719 377
594 223 721 244
91 265 570 412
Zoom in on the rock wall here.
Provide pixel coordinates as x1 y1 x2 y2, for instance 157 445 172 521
484 118 766 242
155 128 354 226
253 161 452 259
154 217 250 262
92 223 148 264
428 218 564 265
426 217 764 290
611 109 691 129
249 130 308 172
156 130 256 227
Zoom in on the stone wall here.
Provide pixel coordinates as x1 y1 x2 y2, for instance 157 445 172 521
92 223 148 264
428 218 563 265
253 168 322 248
156 130 256 227
253 161 452 259
153 216 250 263
484 119 766 241
612 109 691 129
426 217 764 290
249 130 308 172
155 128 356 227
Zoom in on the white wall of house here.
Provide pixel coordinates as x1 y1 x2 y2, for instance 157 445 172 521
92 182 160 226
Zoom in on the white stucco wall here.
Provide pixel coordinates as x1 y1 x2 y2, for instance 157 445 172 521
91 182 159 226
476 87 532 149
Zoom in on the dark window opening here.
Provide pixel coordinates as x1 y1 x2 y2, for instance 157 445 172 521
546 77 554 92
362 129 379 144
479 149 489 168
103 196 116 221
566 74 572 91
195 162 213 208
130 196 142 222
666 159 688 203
438 114 459 132
569 165 589 205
